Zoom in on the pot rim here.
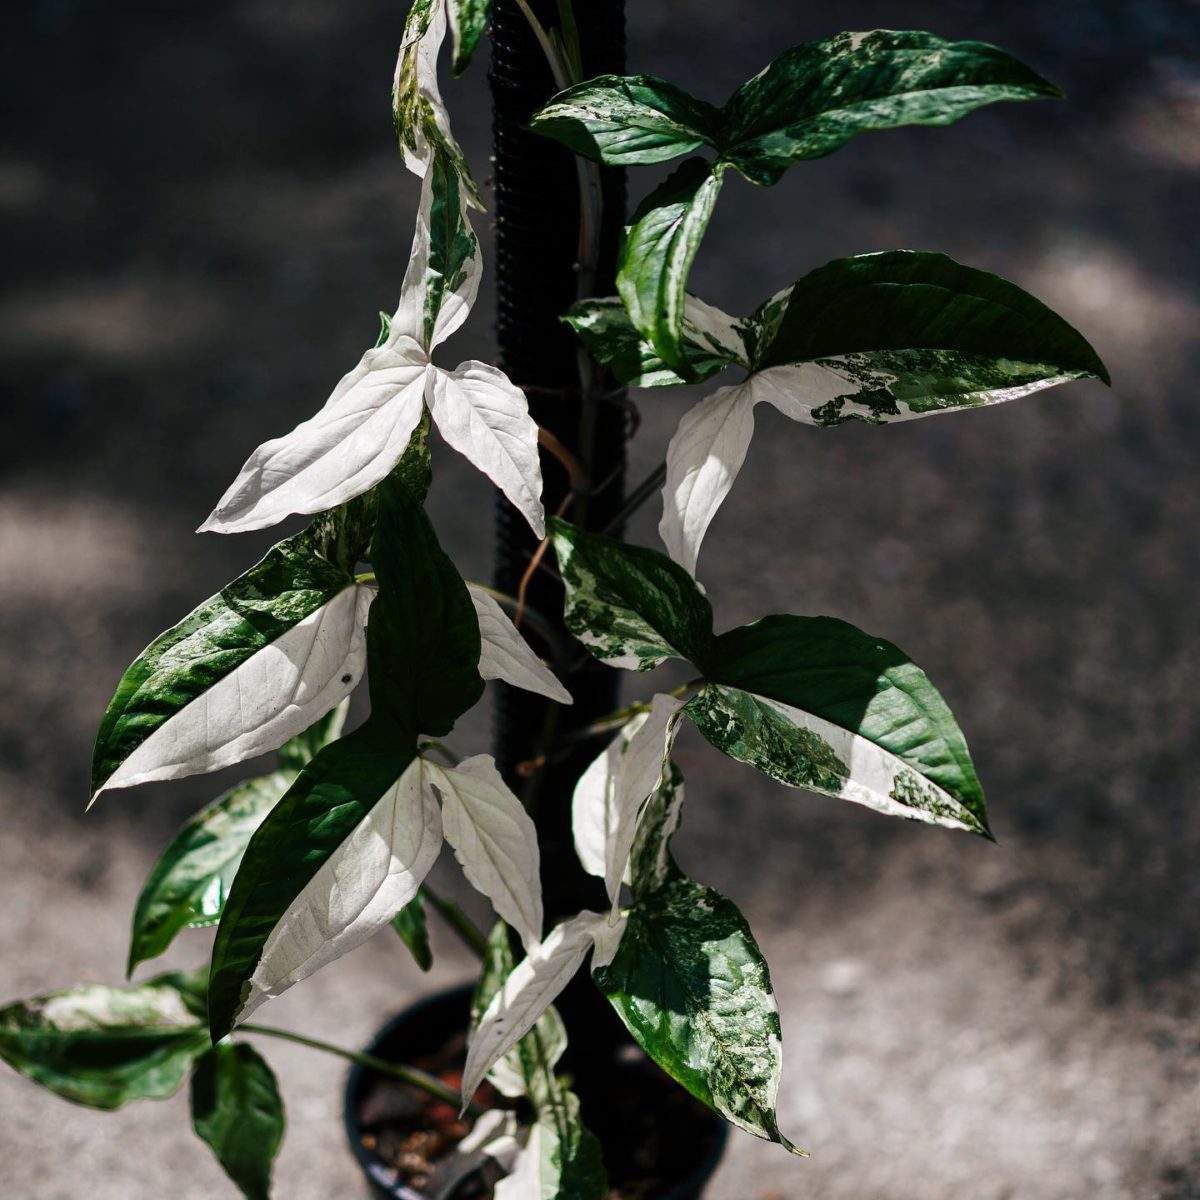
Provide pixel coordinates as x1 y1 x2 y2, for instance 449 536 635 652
342 982 729 1200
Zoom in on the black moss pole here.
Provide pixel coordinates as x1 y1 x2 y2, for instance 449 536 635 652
489 1 627 925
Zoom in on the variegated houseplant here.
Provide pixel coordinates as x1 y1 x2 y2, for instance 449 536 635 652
0 4 1107 1198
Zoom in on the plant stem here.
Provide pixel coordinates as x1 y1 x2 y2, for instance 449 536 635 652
421 884 490 958
562 678 702 743
602 459 666 536
239 1023 481 1115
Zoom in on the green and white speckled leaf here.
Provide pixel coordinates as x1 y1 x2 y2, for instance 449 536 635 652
688 612 989 834
391 892 433 972
448 0 489 76
470 922 567 1103
626 761 686 900
660 251 1108 576
0 972 210 1110
494 1081 607 1200
549 518 714 671
90 533 371 801
687 685 985 834
392 0 482 205
127 701 350 975
190 1042 285 1200
426 756 543 953
720 30 1060 186
756 251 1109 382
592 873 800 1154
571 694 685 915
395 140 481 352
464 912 624 1107
530 75 720 166
617 158 726 379
564 294 747 388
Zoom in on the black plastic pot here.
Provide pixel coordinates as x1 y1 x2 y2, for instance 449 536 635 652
344 985 728 1200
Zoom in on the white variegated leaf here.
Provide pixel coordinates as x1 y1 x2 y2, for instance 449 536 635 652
200 339 428 535
237 755 442 1023
462 911 624 1105
394 139 481 353
682 294 749 367
93 584 373 802
428 361 545 538
428 755 544 952
687 684 984 833
459 1110 523 1172
658 382 758 579
467 585 572 704
572 694 684 915
391 0 480 205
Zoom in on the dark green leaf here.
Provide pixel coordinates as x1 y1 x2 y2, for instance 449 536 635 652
391 894 433 972
128 701 349 975
720 30 1061 185
754 251 1109 404
448 0 489 76
191 1042 285 1200
0 973 210 1110
564 296 745 388
207 724 416 1041
593 872 799 1153
548 518 714 671
617 158 726 378
91 531 357 799
531 75 720 165
689 613 989 835
367 474 484 738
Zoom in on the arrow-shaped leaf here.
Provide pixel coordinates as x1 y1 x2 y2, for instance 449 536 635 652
191 1042 285 1200
91 533 370 802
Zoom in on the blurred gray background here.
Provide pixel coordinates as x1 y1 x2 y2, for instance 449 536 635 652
2 2 1197 1198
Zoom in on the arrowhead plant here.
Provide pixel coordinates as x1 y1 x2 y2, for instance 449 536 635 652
2 5 1107 1198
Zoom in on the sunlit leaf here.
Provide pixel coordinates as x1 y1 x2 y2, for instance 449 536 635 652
617 158 726 379
91 534 369 801
127 701 349 974
549 517 714 671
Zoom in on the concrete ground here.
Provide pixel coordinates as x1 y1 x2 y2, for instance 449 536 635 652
2 2 1197 1198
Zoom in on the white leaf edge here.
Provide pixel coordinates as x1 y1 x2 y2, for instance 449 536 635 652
394 142 481 352
91 583 374 804
462 910 626 1106
428 361 546 538
467 584 572 705
700 684 983 834
235 754 442 1024
571 694 684 916
428 755 544 953
661 362 1080 577
199 342 429 535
